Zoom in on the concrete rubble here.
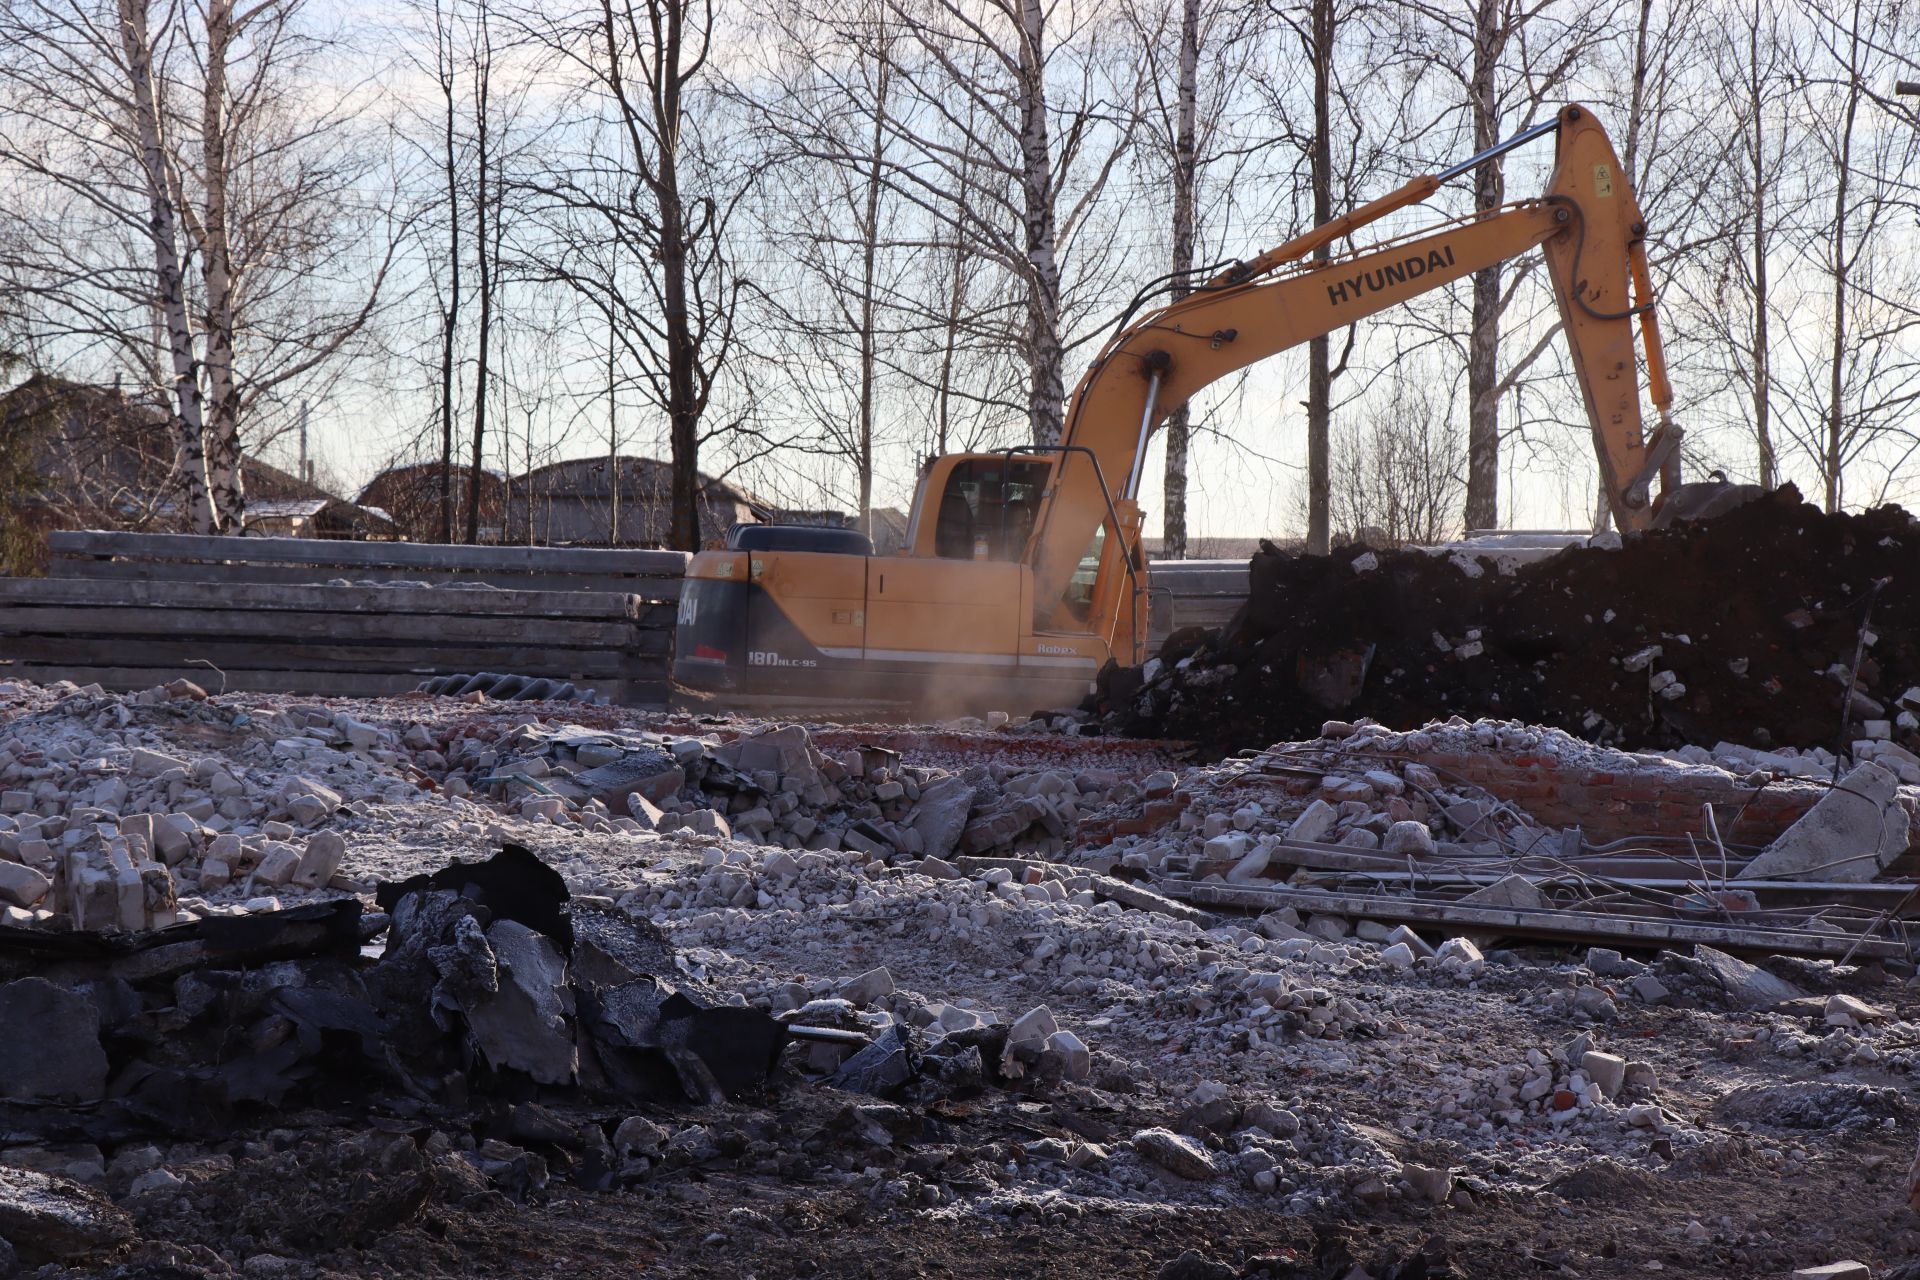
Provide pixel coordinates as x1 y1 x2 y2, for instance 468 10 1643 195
0 675 1916 1276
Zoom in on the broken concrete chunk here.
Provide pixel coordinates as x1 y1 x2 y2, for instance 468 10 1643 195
1402 1163 1453 1203
1586 947 1640 977
908 775 974 861
1042 1029 1091 1081
1382 820 1435 857
611 1116 668 1158
1224 843 1271 884
563 752 684 813
1245 1103 1299 1137
1006 1005 1058 1052
1738 761 1908 883
0 1166 133 1263
1825 993 1888 1026
681 809 732 840
1461 873 1550 911
460 919 578 1085
1790 1264 1870 1280
1579 1050 1627 1099
282 778 343 826
1203 832 1249 863
1361 769 1405 797
0 861 50 908
127 1168 183 1197
935 1003 988 1033
1378 942 1416 969
1304 915 1350 941
520 797 566 823
152 813 195 863
1131 1128 1217 1179
0 979 108 1104
1685 945 1806 1010
624 793 665 830
1287 799 1337 844
838 967 895 1007
1385 925 1434 958
252 843 302 887
1629 973 1671 1003
128 747 186 777
292 831 348 889
1141 770 1178 799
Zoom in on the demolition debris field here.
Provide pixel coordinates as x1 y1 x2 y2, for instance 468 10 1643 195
1106 486 1920 760
0 676 1918 1279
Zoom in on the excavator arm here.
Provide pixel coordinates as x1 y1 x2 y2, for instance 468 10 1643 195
1031 103 1681 649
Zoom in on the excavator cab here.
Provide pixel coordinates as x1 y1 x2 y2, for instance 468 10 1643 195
916 454 1052 562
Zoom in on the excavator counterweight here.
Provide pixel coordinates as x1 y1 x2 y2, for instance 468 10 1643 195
675 104 1696 715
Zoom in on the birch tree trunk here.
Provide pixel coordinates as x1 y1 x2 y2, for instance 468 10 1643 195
115 0 214 535
606 294 620 542
1015 0 1066 447
1749 5 1775 491
1825 62 1856 515
934 214 971 456
1462 0 1503 533
1303 0 1332 554
855 55 891 532
644 9 705 553
198 0 244 531
466 0 492 545
1159 0 1199 560
437 0 462 543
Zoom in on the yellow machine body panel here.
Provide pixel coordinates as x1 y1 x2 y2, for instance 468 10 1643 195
865 558 1023 658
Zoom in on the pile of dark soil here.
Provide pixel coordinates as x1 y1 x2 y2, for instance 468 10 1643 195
1098 486 1919 756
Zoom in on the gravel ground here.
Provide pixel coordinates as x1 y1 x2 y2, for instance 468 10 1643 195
2 679 1918 1279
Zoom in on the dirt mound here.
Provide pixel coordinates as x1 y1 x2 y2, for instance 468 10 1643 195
1100 486 1920 756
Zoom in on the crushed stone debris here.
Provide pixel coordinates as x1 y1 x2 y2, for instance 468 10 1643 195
0 676 1916 1277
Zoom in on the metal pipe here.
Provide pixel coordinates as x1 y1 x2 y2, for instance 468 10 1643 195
1123 371 1163 499
1434 117 1563 183
1209 117 1561 288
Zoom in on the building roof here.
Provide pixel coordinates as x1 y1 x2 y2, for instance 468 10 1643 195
516 455 765 513
247 499 331 520
0 374 378 528
356 460 506 502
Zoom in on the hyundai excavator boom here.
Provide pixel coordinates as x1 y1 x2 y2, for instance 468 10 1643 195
676 104 1691 714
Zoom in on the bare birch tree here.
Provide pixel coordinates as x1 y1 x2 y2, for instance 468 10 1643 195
737 0 912 530
1124 0 1265 557
517 0 757 551
840 0 1139 448
1776 0 1920 512
1562 0 1722 527
1318 362 1463 544
1717 0 1797 492
466 0 498 542
1388 0 1619 531
0 0 400 534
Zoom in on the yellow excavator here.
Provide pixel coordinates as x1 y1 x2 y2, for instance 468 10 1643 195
676 104 1727 714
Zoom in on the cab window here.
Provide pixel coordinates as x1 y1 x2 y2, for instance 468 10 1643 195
933 459 1050 561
